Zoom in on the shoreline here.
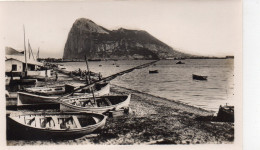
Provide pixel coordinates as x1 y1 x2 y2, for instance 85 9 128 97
6 70 234 145
110 84 215 115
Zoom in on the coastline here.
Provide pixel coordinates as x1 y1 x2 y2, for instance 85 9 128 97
7 71 234 145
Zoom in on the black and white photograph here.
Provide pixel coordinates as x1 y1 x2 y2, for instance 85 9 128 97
1 0 242 148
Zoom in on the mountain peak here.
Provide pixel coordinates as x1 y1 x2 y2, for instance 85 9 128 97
73 18 109 34
64 18 191 60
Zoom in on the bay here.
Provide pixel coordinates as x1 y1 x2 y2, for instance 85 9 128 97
59 59 234 112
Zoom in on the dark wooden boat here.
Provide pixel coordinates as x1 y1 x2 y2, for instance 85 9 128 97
60 94 131 114
192 74 207 80
149 70 158 74
10 79 38 85
7 112 107 140
176 61 185 64
216 104 234 122
17 82 110 106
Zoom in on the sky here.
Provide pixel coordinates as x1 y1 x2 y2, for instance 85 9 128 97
0 0 242 58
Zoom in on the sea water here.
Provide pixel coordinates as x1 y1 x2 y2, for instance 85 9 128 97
60 59 234 112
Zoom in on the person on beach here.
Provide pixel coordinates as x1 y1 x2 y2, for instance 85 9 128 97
78 68 81 76
45 68 48 77
98 72 102 80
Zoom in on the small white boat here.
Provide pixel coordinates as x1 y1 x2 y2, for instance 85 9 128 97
60 94 131 114
17 83 110 106
7 112 107 140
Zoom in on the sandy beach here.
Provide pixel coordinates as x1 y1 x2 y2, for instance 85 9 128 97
6 71 234 145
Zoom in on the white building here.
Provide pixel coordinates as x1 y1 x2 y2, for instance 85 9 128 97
5 47 50 77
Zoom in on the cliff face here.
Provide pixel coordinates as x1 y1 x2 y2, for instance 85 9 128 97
63 18 190 60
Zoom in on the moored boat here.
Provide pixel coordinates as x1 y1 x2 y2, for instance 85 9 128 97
59 94 131 114
17 82 110 106
149 70 158 74
176 61 185 64
192 74 207 80
216 104 234 122
7 112 107 140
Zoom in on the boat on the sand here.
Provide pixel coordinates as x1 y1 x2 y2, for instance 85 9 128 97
192 74 207 80
216 104 234 122
17 82 110 106
59 94 131 114
149 70 158 74
7 112 107 140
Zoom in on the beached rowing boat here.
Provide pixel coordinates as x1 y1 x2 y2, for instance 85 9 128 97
192 74 207 80
7 112 107 140
216 104 234 122
60 94 131 114
17 82 110 106
149 70 158 74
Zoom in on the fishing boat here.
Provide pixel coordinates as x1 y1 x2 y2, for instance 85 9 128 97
192 74 207 80
216 104 234 122
10 78 38 85
176 61 185 64
149 70 158 74
60 94 131 114
7 112 107 140
17 82 110 106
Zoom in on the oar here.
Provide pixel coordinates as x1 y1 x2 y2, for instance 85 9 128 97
56 60 159 101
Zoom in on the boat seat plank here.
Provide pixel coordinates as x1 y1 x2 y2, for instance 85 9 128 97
72 116 81 128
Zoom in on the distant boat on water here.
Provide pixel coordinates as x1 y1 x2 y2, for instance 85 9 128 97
192 74 207 80
149 70 158 74
176 61 185 64
7 112 107 140
88 59 102 61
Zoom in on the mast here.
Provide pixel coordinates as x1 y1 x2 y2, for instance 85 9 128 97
23 25 28 74
28 40 35 60
28 39 31 59
85 55 96 105
37 48 40 60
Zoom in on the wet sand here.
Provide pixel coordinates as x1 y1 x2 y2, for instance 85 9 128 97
7 72 234 145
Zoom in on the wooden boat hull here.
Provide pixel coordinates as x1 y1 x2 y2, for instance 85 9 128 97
216 105 234 122
7 112 107 140
10 79 38 85
149 70 158 74
17 83 110 106
27 70 52 78
60 94 131 114
176 61 185 64
192 74 207 80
